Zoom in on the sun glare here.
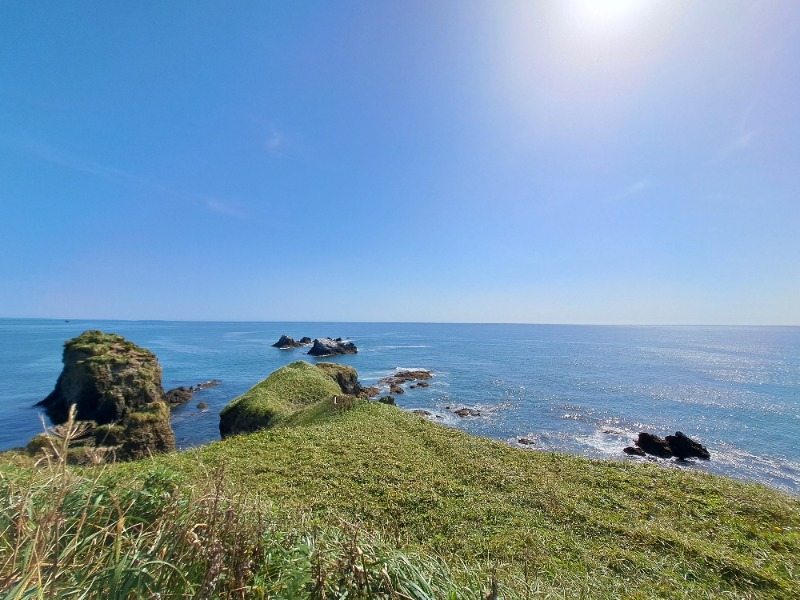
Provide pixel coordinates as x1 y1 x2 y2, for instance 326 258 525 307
564 0 653 35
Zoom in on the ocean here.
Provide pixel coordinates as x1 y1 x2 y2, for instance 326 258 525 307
1 319 798 494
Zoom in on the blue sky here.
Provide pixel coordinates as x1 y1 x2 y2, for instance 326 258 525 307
1 1 798 324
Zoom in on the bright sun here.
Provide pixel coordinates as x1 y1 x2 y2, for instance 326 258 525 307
564 0 653 35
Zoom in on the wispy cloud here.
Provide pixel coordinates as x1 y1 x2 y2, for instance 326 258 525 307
247 115 290 158
204 199 246 219
265 123 284 157
714 127 764 163
713 105 765 164
17 139 247 219
23 140 152 187
612 179 650 201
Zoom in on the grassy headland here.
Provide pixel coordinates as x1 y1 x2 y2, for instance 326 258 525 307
2 364 798 598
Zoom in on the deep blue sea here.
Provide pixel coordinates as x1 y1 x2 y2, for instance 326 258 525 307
1 319 798 494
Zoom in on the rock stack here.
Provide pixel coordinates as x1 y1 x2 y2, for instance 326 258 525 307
34 330 176 461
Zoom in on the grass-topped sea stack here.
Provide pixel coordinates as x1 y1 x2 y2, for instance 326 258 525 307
219 361 365 437
34 330 175 461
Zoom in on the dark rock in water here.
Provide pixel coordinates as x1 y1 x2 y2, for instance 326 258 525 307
307 337 358 357
377 396 396 405
272 334 296 348
380 370 432 386
454 407 482 418
412 409 432 416
197 402 209 410
35 330 175 460
635 432 673 458
315 362 363 395
518 437 536 446
632 431 711 461
623 446 646 456
166 386 193 407
666 431 711 460
194 380 220 391
272 335 312 349
380 369 433 395
165 380 220 407
363 386 380 398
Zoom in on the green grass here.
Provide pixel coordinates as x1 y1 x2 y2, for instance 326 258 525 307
66 330 153 357
4 365 800 598
219 361 344 437
154 401 799 598
2 410 481 599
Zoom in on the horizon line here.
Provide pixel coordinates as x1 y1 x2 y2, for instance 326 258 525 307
1 317 798 328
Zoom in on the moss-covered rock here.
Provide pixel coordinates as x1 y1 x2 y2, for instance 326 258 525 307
219 361 360 438
34 330 175 460
118 401 175 460
38 330 165 424
315 362 363 395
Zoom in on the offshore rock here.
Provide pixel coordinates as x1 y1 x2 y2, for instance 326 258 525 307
307 337 358 357
380 370 432 387
272 335 313 349
454 407 482 418
634 432 673 458
363 386 380 398
35 330 175 460
623 446 646 456
665 431 711 460
630 431 711 461
165 380 220 407
165 386 193 407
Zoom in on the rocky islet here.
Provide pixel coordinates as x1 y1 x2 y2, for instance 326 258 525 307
272 334 358 357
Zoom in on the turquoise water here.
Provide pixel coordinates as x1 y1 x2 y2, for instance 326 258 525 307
1 319 798 494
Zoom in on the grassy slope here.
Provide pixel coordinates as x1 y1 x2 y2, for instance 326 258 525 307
219 361 343 435
147 401 800 598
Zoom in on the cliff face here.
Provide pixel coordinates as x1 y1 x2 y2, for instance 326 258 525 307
36 330 175 460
